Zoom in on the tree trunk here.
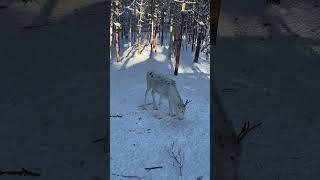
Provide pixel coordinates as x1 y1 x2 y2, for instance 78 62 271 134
174 10 185 76
137 0 143 53
115 0 121 62
168 16 173 59
132 0 137 46
191 3 197 51
160 10 165 46
174 36 182 75
152 0 159 53
110 0 113 59
192 31 195 51
127 5 132 48
144 6 152 48
153 21 159 53
149 0 155 57
212 0 221 45
194 32 202 63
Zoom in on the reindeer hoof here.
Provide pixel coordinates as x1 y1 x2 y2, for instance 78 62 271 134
142 105 147 110
153 106 158 110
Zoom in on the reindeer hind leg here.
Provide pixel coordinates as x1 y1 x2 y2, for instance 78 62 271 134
151 90 158 110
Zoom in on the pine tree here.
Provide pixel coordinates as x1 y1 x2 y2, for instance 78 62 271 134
137 0 144 53
114 0 121 62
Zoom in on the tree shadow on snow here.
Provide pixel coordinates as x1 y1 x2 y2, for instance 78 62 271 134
213 2 320 179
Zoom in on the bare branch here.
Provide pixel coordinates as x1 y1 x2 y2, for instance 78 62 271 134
166 141 184 176
112 173 144 179
237 121 263 143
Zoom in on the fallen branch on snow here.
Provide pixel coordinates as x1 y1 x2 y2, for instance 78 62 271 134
144 166 162 171
0 168 40 176
237 121 264 143
91 137 105 143
109 115 123 118
111 173 144 179
21 22 50 29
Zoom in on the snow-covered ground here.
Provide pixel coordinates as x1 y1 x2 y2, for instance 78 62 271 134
215 0 320 179
110 44 210 179
0 1 106 180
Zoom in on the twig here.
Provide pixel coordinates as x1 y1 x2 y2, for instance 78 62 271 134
21 22 50 29
166 141 184 176
237 121 263 143
111 173 143 179
91 137 105 143
144 166 162 171
0 168 40 176
109 115 123 118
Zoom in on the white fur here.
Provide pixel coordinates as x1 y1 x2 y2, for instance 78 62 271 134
144 70 187 119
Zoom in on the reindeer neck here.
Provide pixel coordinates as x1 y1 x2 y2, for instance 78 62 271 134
172 84 184 105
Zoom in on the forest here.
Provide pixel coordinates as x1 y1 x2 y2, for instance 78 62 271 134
110 0 210 75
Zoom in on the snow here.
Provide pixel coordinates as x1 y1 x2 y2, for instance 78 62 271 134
0 0 105 180
110 43 210 179
215 0 320 179
114 22 121 27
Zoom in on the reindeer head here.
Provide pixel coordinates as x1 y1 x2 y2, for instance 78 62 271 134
184 99 191 107
175 99 192 120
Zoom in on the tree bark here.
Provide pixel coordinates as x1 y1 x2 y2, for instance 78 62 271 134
149 0 155 57
110 0 113 59
174 10 186 75
160 10 165 46
168 16 173 59
137 0 143 53
115 0 121 62
211 0 221 45
193 32 202 63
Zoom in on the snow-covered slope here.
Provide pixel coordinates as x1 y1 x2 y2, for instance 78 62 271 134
110 45 210 179
215 0 320 179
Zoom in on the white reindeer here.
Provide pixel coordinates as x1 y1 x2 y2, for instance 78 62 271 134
143 70 191 120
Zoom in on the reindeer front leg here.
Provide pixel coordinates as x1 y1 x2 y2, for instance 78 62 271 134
151 90 158 110
144 87 151 109
159 95 163 108
168 99 175 116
